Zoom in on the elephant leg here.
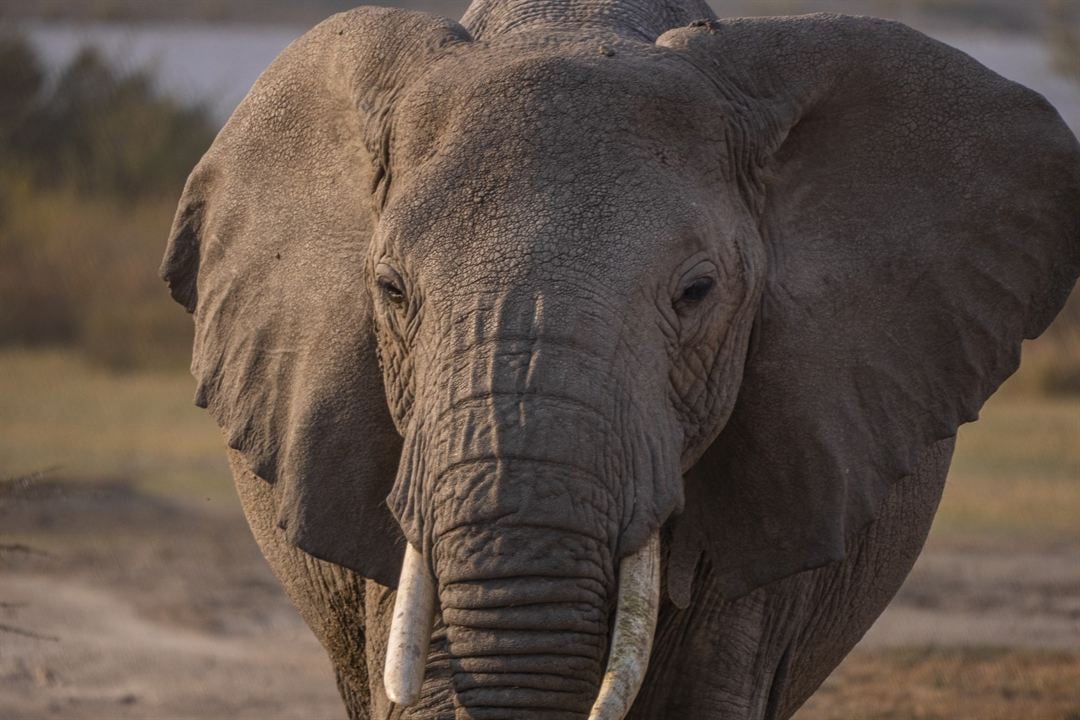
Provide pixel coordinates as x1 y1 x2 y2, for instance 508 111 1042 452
228 450 370 720
634 437 953 719
335 667 369 720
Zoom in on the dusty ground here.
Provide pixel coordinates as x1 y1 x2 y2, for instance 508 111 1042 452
3 476 1079 720
0 478 343 720
797 539 1080 720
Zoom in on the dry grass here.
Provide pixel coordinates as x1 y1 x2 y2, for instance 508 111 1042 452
937 380 1080 543
0 349 230 504
0 186 193 370
796 647 1080 720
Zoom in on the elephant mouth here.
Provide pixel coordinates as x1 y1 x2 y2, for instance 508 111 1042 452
384 532 662 720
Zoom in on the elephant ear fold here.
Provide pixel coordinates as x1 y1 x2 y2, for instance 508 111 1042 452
659 15 1080 598
160 9 470 587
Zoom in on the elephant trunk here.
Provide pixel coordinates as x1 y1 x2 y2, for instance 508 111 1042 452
386 458 661 719
385 295 677 717
433 460 613 719
385 526 661 719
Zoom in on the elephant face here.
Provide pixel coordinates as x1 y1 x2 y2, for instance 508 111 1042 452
364 49 770 714
162 2 1080 718
372 43 765 562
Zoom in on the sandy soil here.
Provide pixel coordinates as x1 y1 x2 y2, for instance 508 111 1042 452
1 479 343 720
2 479 1078 720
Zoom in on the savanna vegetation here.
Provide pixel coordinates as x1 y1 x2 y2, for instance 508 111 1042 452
799 646 1080 720
1048 0 1080 81
0 29 213 370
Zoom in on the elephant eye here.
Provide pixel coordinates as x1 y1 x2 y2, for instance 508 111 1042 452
379 278 406 305
677 277 714 307
375 263 407 306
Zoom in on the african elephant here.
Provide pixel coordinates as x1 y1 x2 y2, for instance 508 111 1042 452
161 1 1080 718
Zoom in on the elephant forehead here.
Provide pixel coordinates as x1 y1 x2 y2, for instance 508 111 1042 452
392 39 731 182
379 40 742 287
380 167 702 294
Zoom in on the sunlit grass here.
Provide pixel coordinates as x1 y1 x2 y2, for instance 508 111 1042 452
0 348 231 505
936 375 1080 543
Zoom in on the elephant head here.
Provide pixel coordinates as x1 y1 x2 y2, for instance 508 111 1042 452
162 2 1080 718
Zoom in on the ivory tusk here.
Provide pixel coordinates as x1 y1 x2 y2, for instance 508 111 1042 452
587 530 662 720
384 543 436 706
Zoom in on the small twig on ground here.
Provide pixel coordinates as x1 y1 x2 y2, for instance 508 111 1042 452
0 543 56 559
0 622 59 642
0 465 63 491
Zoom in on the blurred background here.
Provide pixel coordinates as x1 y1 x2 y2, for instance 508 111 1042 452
1 1 1078 718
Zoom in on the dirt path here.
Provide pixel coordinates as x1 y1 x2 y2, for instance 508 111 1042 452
2 479 1078 719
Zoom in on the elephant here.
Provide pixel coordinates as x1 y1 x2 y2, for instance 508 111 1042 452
160 1 1080 718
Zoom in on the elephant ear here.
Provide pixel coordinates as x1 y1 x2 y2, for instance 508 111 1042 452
161 8 469 587
659 15 1080 599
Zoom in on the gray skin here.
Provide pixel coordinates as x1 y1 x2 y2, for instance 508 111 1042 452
161 1 1080 718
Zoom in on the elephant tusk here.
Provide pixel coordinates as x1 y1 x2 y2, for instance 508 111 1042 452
587 530 661 720
384 543 436 706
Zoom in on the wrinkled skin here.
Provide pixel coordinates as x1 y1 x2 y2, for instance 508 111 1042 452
162 1 1080 718
232 438 952 719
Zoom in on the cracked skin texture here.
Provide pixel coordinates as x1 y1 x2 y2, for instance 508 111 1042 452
163 1 1080 718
